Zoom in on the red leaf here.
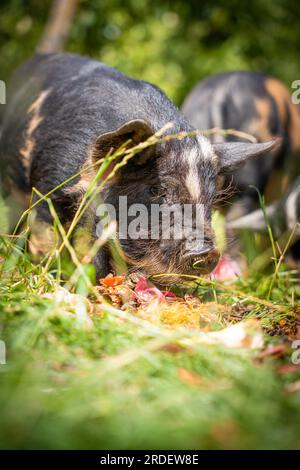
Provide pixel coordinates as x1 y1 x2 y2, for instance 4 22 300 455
277 364 300 375
161 290 177 298
255 344 286 361
134 276 165 304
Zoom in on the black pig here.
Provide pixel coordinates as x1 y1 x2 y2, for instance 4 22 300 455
227 174 300 264
0 54 278 283
182 71 300 220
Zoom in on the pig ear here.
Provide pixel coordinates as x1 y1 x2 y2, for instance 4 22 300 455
212 139 281 173
93 119 155 164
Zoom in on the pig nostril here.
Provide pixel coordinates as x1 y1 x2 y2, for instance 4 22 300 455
189 247 220 272
192 258 206 269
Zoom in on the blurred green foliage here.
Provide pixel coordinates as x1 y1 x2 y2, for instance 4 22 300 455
0 0 299 104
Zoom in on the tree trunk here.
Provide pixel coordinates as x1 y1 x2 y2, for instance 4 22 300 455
37 0 79 54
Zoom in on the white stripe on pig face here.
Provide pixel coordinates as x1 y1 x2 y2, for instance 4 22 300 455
184 136 217 201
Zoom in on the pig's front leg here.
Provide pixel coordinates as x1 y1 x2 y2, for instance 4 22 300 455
27 194 111 281
92 248 110 281
72 207 111 281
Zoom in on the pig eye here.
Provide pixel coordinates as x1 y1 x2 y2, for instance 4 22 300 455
149 185 167 199
150 186 160 196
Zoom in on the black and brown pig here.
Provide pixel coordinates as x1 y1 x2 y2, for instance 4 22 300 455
0 54 277 283
182 71 300 220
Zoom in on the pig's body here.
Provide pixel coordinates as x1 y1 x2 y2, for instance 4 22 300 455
0 54 277 282
182 71 300 217
1 53 188 205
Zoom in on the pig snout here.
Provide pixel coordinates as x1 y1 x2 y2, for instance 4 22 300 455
158 233 220 279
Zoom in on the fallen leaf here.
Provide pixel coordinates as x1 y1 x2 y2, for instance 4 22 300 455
255 344 286 361
161 290 177 298
182 319 264 349
177 367 203 387
277 364 300 375
134 276 165 304
159 343 186 354
100 275 124 287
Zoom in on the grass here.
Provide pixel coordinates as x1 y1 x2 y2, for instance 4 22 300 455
0 270 299 449
0 131 300 449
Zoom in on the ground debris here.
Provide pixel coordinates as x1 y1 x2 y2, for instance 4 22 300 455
95 274 264 348
95 273 231 330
